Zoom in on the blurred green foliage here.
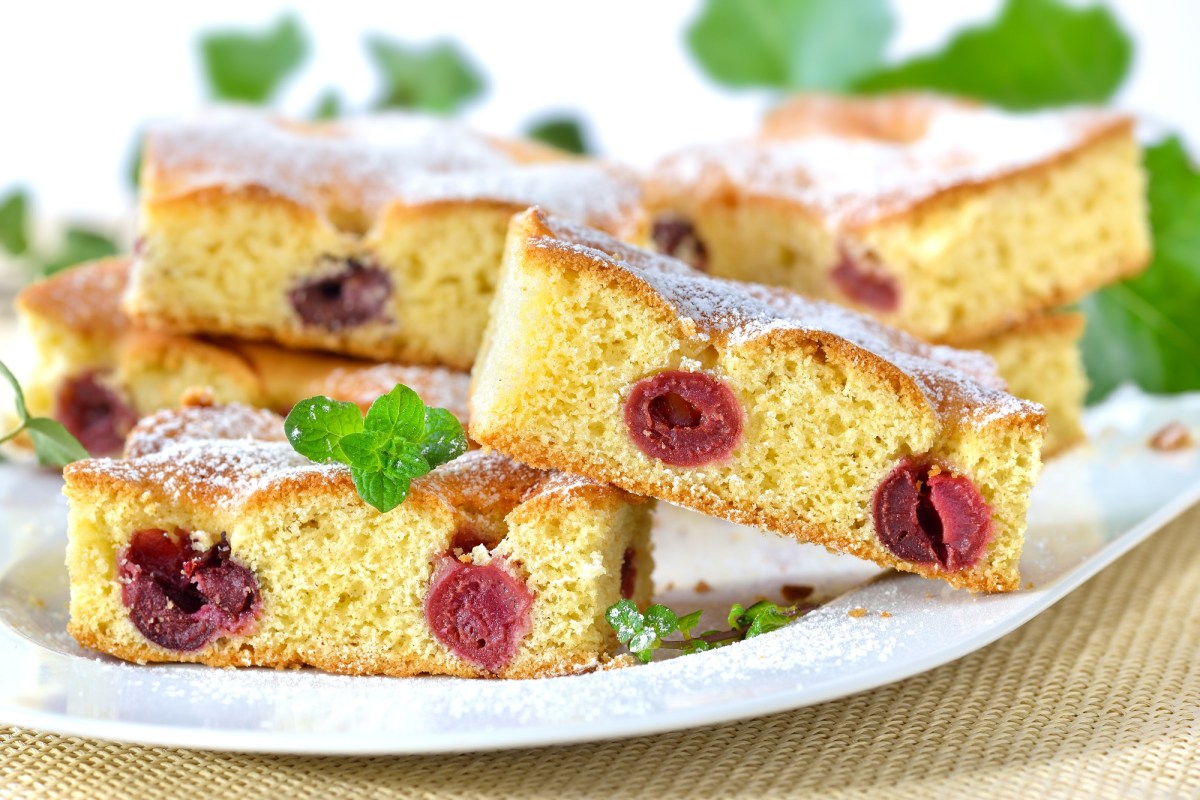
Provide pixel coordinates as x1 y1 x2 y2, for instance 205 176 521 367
525 116 590 155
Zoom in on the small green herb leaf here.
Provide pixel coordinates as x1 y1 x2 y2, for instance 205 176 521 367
284 397 364 463
676 610 704 637
738 600 795 638
200 13 309 103
853 0 1132 109
526 116 590 155
687 0 894 91
40 228 119 276
24 417 91 466
0 189 29 256
350 464 412 514
1082 137 1200 401
643 605 680 639
605 600 645 645
364 384 427 442
0 360 29 422
285 384 469 512
366 35 485 114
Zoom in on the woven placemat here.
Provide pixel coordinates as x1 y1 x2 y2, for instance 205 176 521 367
3 505 1199 800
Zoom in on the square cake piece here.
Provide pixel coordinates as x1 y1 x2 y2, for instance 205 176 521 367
15 258 469 454
65 400 653 678
471 209 1046 592
644 96 1150 345
126 108 645 368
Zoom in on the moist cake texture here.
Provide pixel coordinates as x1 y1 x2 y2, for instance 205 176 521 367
15 258 469 454
645 97 1150 344
470 209 1046 592
127 108 646 367
65 401 653 678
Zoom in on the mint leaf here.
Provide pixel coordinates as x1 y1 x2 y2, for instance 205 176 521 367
677 610 704 637
738 601 794 638
285 384 468 512
364 384 426 442
350 465 412 514
687 0 894 90
366 36 485 113
420 407 468 467
284 396 363 463
854 0 1132 109
0 359 29 422
628 629 659 663
1082 137 1200 401
40 227 119 276
0 189 29 256
526 116 590 155
200 14 308 103
643 605 680 639
605 600 644 645
24 417 91 466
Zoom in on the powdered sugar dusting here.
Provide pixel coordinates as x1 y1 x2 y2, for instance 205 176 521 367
650 107 1126 227
322 363 469 423
534 213 1038 427
145 108 640 229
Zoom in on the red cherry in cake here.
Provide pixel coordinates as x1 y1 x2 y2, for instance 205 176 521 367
119 528 260 651
652 215 709 272
425 556 533 673
624 370 743 467
830 249 899 312
619 548 637 600
54 371 137 455
289 258 391 330
872 459 993 572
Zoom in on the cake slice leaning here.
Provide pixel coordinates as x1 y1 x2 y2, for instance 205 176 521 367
65 399 653 678
471 209 1046 592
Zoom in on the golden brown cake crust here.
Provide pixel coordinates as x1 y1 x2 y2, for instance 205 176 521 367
519 209 1043 434
141 108 645 237
15 257 131 338
648 103 1136 230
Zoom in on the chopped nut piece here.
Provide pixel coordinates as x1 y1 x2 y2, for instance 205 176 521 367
848 607 868 618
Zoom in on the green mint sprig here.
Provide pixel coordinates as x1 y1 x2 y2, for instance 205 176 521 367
605 598 816 663
284 384 468 513
200 14 309 104
0 360 90 466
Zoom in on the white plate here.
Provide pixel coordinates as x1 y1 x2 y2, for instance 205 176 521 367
0 386 1197 755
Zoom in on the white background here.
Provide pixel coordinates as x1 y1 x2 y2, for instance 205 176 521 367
0 0 1198 221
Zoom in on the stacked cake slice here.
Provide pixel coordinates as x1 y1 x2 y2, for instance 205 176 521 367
644 94 1152 454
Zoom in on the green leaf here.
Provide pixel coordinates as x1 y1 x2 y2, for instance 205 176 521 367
687 0 894 90
284 396 363 463
526 116 590 155
642 605 680 639
628 629 659 662
24 417 90 466
739 601 793 638
312 90 342 121
605 600 644 645
0 189 29 256
366 35 485 113
854 0 1132 109
40 228 119 276
350 465 411 514
199 13 309 103
385 441 431 480
420 408 468 467
676 610 704 637
364 384 427 441
339 430 385 471
1082 137 1200 401
727 603 746 630
0 359 29 422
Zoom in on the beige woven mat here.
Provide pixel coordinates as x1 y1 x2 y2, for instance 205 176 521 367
3 506 1200 800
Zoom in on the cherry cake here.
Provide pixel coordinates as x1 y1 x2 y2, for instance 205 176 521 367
124 108 645 370
470 209 1046 592
64 398 652 678
15 258 470 455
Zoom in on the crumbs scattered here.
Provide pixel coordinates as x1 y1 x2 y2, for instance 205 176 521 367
781 583 814 603
1149 421 1194 452
693 580 712 594
848 607 869 618
879 611 891 618
1026 581 1035 590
